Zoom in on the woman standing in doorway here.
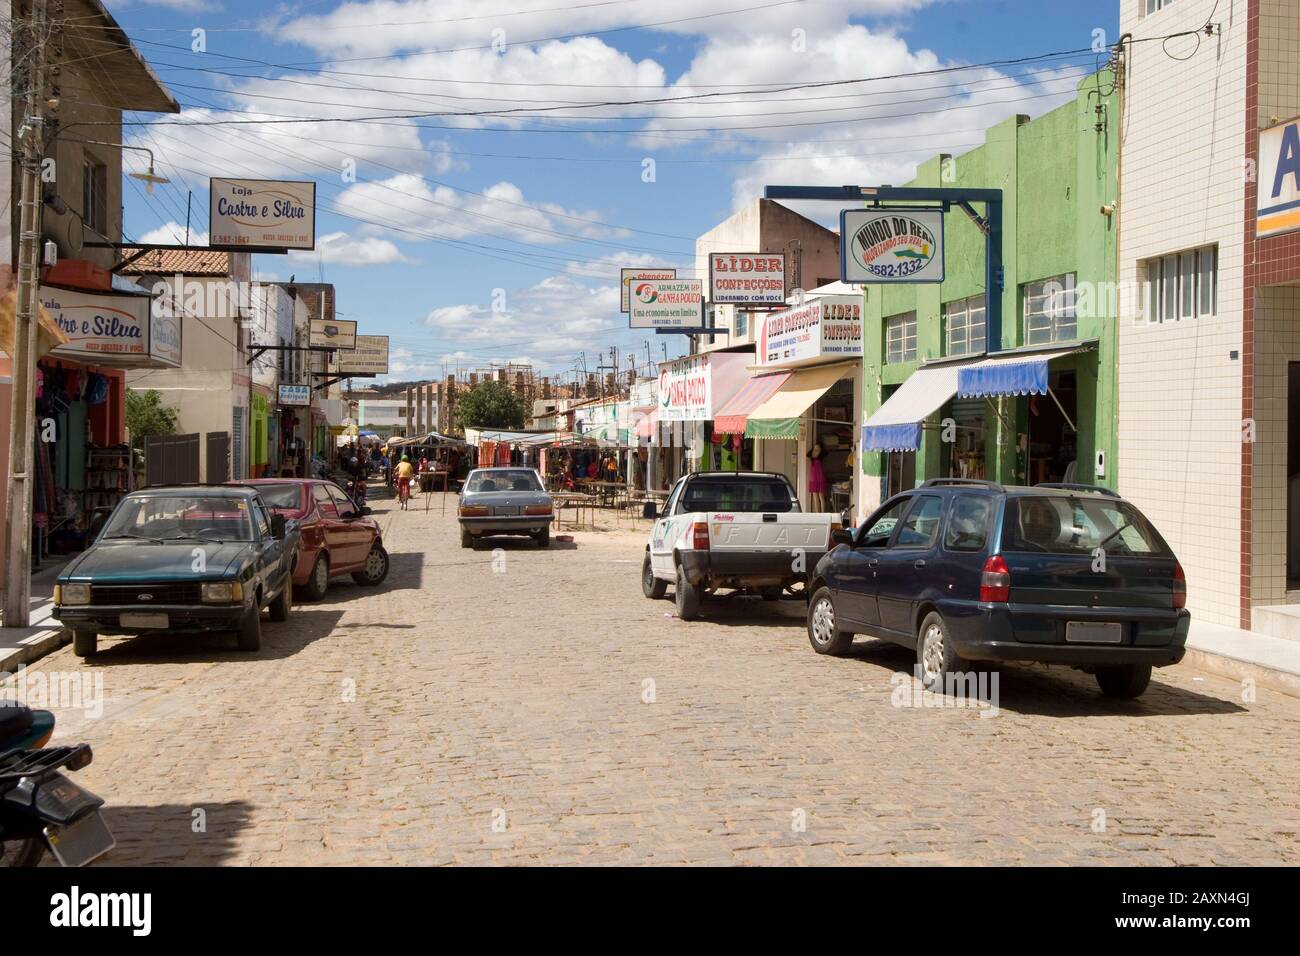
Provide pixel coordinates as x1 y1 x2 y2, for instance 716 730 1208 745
807 441 828 513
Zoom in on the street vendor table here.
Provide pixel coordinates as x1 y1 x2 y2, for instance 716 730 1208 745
552 492 597 530
588 480 627 508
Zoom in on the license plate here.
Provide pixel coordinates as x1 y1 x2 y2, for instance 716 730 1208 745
120 612 168 629
1065 621 1124 644
493 507 520 516
44 810 116 867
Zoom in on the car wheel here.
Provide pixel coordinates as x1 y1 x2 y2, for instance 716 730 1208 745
675 564 701 621
351 545 390 585
641 553 667 599
917 611 968 693
1095 663 1152 699
807 587 854 656
0 838 44 867
302 553 329 601
236 604 261 652
460 527 474 549
269 575 292 622
534 526 550 548
71 629 97 658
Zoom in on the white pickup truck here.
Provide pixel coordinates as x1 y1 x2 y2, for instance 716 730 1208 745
641 471 836 620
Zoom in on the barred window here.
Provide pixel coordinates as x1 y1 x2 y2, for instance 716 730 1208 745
1143 245 1216 324
944 295 987 356
885 311 918 364
1024 274 1077 345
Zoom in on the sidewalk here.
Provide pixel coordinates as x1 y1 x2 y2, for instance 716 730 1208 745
1184 619 1300 699
0 559 70 674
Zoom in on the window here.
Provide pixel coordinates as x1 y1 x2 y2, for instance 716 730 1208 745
1145 0 1175 13
944 495 992 552
81 156 108 235
735 313 748 339
252 502 272 538
313 483 339 517
680 475 795 513
1143 245 1216 323
327 485 356 515
1003 495 1170 556
885 311 918 364
101 495 255 542
1024 274 1076 345
858 497 911 548
894 495 943 548
944 295 987 356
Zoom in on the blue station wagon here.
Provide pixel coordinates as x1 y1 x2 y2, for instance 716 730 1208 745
806 479 1189 698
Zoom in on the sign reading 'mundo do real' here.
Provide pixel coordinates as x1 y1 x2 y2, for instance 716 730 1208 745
840 209 945 284
210 179 316 251
1258 116 1300 238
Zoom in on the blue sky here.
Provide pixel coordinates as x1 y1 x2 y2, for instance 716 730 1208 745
106 0 1118 384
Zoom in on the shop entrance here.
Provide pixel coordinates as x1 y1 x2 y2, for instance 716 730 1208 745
1023 369 1078 486
1286 362 1300 585
809 377 856 514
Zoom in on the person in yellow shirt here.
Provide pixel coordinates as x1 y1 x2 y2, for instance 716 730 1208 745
394 455 415 510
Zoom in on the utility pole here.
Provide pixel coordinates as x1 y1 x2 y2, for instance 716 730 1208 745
3 0 49 627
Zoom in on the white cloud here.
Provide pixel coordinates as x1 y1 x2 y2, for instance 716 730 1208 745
288 231 413 265
332 174 628 246
133 222 209 246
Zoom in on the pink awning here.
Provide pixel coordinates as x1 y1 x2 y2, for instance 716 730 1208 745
633 407 658 439
713 371 790 434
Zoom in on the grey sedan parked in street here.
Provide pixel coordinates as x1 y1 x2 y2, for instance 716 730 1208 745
458 467 554 548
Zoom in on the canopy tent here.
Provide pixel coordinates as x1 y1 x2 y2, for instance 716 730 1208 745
744 362 854 439
387 430 468 449
714 371 790 435
861 344 1093 452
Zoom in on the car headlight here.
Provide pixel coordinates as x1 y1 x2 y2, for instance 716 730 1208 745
201 581 244 604
58 583 91 605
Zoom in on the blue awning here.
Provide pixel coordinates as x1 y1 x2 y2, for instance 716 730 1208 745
862 362 964 452
863 422 924 452
956 348 1082 399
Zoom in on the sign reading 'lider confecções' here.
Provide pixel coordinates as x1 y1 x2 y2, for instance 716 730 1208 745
210 179 316 251
757 295 863 368
708 253 786 305
840 209 945 284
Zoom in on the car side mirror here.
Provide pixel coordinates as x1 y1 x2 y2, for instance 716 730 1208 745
270 514 287 540
358 506 372 516
831 528 854 548
642 501 659 520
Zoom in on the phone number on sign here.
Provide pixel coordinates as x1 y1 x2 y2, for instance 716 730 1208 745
865 258 930 279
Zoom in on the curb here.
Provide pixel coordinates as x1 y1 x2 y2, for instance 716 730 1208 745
0 626 70 675
1181 647 1300 701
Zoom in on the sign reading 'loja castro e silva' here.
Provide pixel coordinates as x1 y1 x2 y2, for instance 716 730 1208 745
210 179 316 251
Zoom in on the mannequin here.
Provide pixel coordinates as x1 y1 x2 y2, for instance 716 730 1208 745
807 441 828 512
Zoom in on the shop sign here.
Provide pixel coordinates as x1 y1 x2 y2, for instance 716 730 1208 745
210 178 316 251
841 209 945 283
620 267 676 312
757 295 863 368
657 354 712 421
42 285 180 368
1258 116 1300 238
330 335 389 375
630 278 704 330
309 317 357 350
278 384 311 406
708 253 786 305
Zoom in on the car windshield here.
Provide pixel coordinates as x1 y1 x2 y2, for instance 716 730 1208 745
252 485 303 510
680 477 795 513
466 470 542 493
1003 495 1170 556
101 495 256 542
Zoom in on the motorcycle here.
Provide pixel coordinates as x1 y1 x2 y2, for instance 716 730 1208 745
346 476 368 510
0 703 115 867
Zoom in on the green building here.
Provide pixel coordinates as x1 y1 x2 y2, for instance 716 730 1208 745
859 72 1119 510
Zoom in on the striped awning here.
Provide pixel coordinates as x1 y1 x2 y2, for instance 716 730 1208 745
745 362 854 439
713 371 790 434
634 407 658 439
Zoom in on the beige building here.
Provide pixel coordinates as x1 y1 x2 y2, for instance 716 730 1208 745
1118 0 1300 635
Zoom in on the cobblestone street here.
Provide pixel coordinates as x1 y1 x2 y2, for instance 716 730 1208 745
19 494 1300 866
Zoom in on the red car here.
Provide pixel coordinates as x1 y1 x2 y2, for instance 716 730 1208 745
238 479 389 600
